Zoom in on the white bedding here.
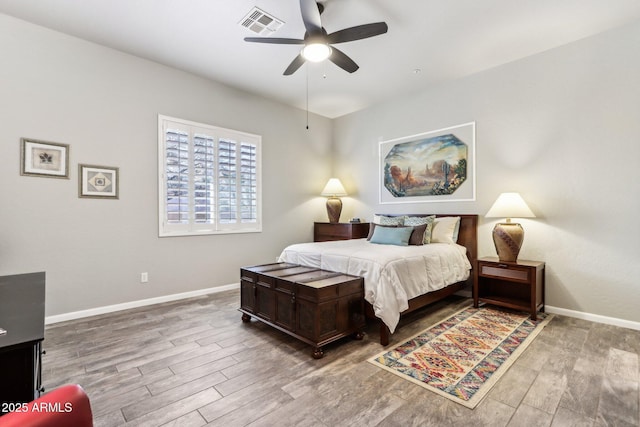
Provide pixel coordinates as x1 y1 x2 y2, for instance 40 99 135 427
277 239 471 333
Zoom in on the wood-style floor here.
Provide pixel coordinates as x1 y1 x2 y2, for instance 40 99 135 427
42 289 640 427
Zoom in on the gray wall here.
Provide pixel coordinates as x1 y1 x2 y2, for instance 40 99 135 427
0 14 333 316
333 22 640 323
3 12 639 325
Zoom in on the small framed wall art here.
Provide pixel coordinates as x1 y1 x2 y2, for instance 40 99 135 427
78 164 119 199
20 138 70 178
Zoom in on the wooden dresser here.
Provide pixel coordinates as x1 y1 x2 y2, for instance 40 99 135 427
314 222 370 242
0 272 45 412
240 263 365 358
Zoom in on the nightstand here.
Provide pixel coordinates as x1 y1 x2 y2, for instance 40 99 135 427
314 222 370 242
473 257 545 320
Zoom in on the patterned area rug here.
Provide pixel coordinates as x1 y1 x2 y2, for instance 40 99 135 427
368 305 553 408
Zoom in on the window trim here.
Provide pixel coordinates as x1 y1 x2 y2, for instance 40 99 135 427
158 115 262 237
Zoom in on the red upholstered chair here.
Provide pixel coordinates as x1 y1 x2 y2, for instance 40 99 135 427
0 384 93 427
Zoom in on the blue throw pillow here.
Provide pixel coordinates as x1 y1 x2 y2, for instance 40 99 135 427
369 225 413 246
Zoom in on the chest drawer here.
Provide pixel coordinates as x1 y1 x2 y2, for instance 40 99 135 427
315 223 349 238
479 264 529 281
314 222 370 242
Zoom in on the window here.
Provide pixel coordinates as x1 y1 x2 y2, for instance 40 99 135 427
158 115 261 236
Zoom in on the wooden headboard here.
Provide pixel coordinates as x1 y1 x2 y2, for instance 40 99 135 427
441 214 478 266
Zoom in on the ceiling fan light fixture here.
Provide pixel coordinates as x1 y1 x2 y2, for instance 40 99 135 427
244 0 388 75
301 43 332 62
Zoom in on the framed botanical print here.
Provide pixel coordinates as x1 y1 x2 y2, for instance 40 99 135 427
20 138 70 178
78 164 119 199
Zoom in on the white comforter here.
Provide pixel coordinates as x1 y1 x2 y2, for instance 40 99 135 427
278 239 471 333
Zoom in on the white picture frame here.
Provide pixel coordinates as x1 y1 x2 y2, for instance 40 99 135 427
379 122 476 204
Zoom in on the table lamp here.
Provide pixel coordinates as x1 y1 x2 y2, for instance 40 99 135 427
485 192 535 262
320 178 347 223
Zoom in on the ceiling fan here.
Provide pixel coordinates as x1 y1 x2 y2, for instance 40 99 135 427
244 0 388 75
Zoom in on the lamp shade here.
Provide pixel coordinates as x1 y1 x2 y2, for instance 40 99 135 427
320 178 347 197
485 193 535 219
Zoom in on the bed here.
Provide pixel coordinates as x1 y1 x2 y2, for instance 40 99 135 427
278 214 478 345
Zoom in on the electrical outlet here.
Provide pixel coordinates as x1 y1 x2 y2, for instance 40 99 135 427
140 272 148 283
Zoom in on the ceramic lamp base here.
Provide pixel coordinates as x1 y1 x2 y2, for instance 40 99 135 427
492 222 524 262
326 197 342 223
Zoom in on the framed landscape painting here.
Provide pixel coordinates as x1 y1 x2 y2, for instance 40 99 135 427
379 122 476 204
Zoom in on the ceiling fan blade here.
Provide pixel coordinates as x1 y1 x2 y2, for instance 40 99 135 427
244 37 305 45
326 22 389 44
299 0 323 36
283 54 306 75
329 47 359 73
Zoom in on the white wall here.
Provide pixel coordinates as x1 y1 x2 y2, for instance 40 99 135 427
333 22 640 324
0 14 333 317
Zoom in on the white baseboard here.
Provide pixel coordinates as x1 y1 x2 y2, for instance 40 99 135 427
545 305 640 331
45 283 240 325
45 287 640 332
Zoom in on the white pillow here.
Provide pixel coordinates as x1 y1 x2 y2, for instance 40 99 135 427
431 216 461 244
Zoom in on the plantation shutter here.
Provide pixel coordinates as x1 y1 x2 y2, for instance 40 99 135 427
218 138 237 226
159 116 261 236
165 128 190 226
192 133 216 229
240 142 258 223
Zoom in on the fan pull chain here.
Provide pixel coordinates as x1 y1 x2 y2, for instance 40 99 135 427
306 63 309 130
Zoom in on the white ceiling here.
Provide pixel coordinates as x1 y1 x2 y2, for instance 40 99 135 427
1 0 640 118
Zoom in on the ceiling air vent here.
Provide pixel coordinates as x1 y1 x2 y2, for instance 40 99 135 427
240 7 284 35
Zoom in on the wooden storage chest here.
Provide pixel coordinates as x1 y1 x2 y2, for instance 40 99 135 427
240 263 365 358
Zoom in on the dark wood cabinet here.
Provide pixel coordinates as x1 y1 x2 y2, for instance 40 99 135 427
0 272 45 414
473 257 545 320
314 222 370 242
240 263 365 358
